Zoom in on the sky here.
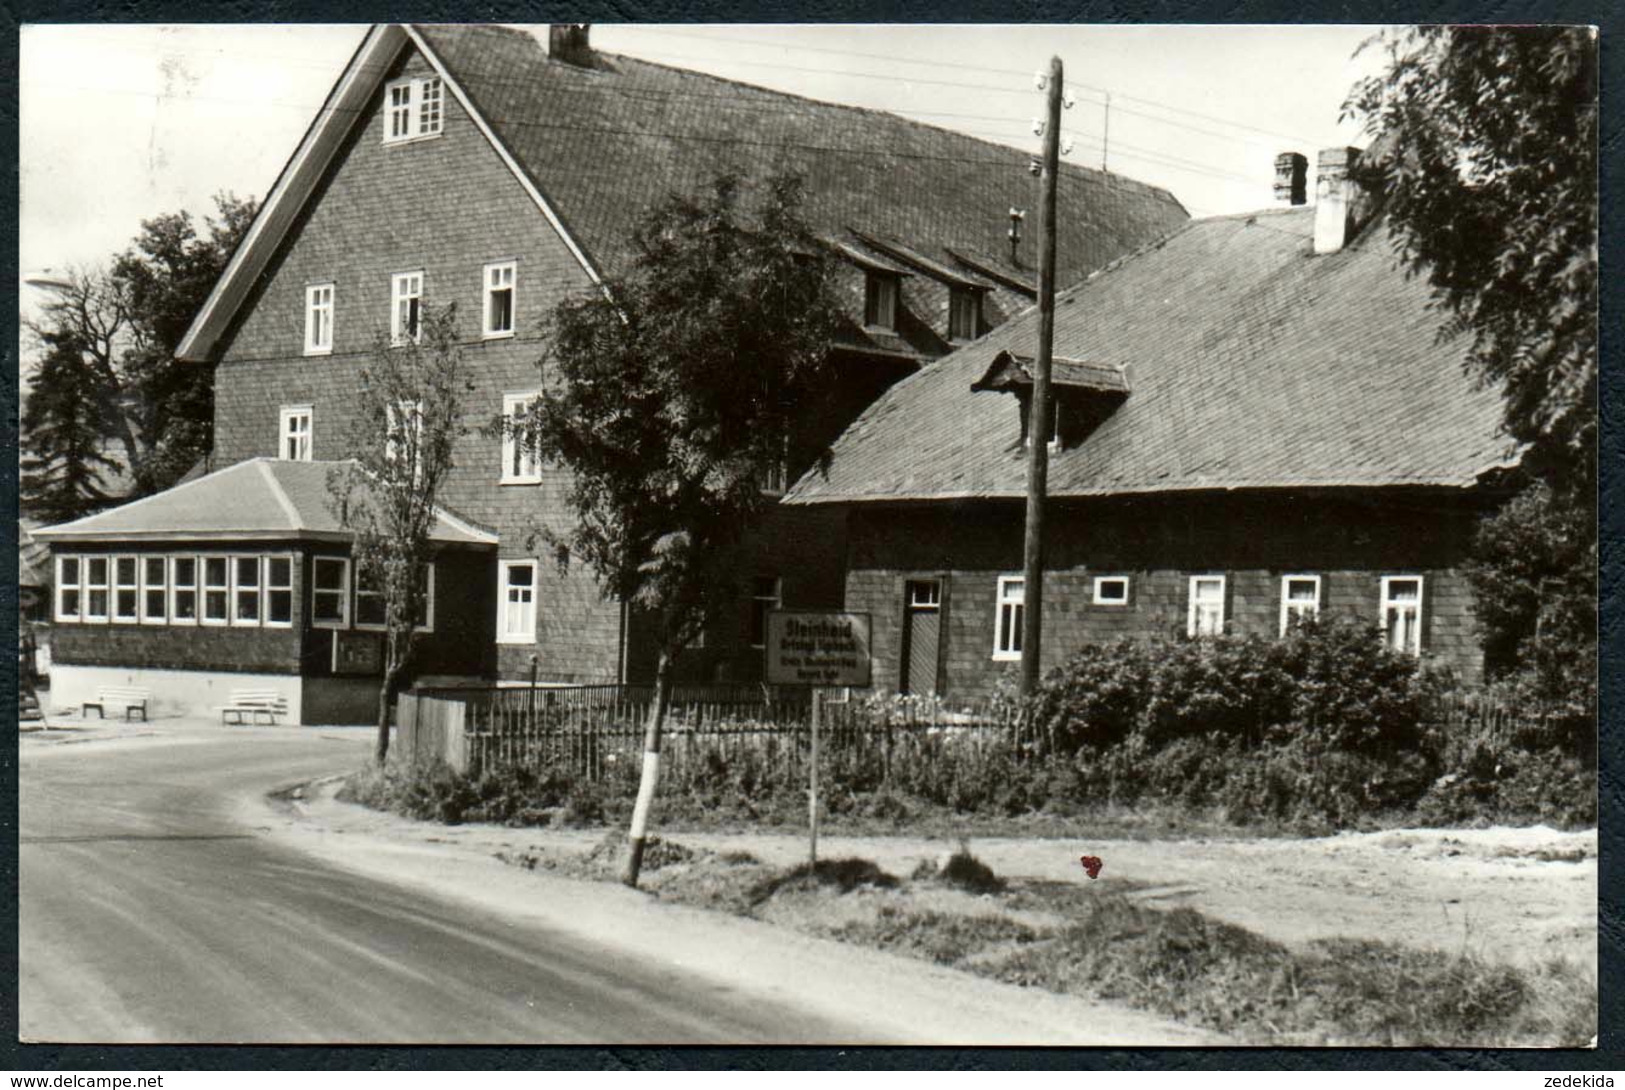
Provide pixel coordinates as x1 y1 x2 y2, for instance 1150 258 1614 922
17 23 1392 338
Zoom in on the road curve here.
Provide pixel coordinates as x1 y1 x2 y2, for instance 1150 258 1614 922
19 726 875 1044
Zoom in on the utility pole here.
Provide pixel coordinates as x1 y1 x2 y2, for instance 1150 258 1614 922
1020 55 1063 696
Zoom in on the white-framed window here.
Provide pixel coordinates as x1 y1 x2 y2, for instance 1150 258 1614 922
1279 574 1322 636
386 399 424 469
383 76 444 143
266 556 294 627
202 556 230 625
1381 575 1424 655
84 557 110 623
749 576 782 649
280 406 313 462
232 555 262 626
353 566 384 629
1092 575 1130 606
993 574 1025 660
498 560 538 644
415 564 435 632
908 579 942 609
864 272 899 330
140 556 168 625
759 431 790 496
1187 575 1226 638
1024 399 1062 452
484 261 516 338
170 556 199 624
55 555 81 622
391 271 423 345
311 556 350 628
304 283 334 355
113 556 139 623
949 288 981 341
501 393 542 484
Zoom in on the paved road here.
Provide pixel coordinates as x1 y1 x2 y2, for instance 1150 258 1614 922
19 726 875 1044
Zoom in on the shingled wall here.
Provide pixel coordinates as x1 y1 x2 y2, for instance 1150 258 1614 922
844 489 1493 699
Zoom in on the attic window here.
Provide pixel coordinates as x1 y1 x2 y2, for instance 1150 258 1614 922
864 273 899 331
384 77 444 144
949 288 982 341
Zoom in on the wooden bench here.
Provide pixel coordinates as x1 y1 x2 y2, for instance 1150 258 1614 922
219 689 289 726
83 687 151 722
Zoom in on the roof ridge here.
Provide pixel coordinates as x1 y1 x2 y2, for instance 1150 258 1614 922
258 459 306 530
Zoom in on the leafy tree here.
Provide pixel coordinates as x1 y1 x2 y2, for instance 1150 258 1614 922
20 328 121 522
1347 27 1597 706
22 192 258 507
1346 26 1597 493
329 306 472 766
525 172 842 886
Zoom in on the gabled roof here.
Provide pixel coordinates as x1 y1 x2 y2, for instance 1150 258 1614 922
33 459 498 546
178 23 1188 362
786 207 1515 505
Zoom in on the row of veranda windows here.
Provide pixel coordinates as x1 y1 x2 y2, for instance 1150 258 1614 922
55 554 432 632
302 261 516 355
989 573 1426 660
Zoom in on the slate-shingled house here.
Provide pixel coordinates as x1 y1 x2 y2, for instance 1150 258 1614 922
785 148 1516 697
37 23 1186 721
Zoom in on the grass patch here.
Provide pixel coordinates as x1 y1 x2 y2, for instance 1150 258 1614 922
746 857 899 905
824 891 1594 1046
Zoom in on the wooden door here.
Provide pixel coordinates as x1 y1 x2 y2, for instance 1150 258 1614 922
901 579 943 695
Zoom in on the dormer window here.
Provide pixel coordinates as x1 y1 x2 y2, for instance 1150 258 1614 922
864 272 899 331
384 76 444 144
949 288 982 341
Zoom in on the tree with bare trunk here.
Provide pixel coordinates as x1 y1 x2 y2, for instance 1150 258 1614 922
329 305 472 766
522 172 841 886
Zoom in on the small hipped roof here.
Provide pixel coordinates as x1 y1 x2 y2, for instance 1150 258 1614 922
33 458 498 546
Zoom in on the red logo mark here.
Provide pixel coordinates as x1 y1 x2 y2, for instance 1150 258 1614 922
1080 855 1103 879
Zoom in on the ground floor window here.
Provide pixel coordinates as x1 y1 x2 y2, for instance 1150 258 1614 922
993 574 1024 660
498 560 538 644
55 556 81 622
312 557 349 627
114 557 139 623
1279 574 1321 635
1187 575 1226 637
1381 575 1424 654
749 576 782 649
85 557 110 622
1092 575 1130 605
350 561 434 632
142 557 168 624
171 557 198 623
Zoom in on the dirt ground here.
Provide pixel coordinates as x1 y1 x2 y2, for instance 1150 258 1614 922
297 781 1596 973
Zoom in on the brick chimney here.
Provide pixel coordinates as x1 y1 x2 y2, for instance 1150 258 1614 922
1273 152 1307 206
547 24 593 67
1313 146 1361 254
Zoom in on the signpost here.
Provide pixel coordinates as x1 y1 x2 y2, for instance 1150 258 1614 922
764 611 872 869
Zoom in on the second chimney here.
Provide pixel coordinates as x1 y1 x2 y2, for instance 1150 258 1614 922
1273 152 1307 206
1314 146 1361 255
548 24 593 67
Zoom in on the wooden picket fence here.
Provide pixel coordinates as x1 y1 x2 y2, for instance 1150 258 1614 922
398 683 1031 782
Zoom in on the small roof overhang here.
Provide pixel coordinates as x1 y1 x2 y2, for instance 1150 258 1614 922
971 350 1130 395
